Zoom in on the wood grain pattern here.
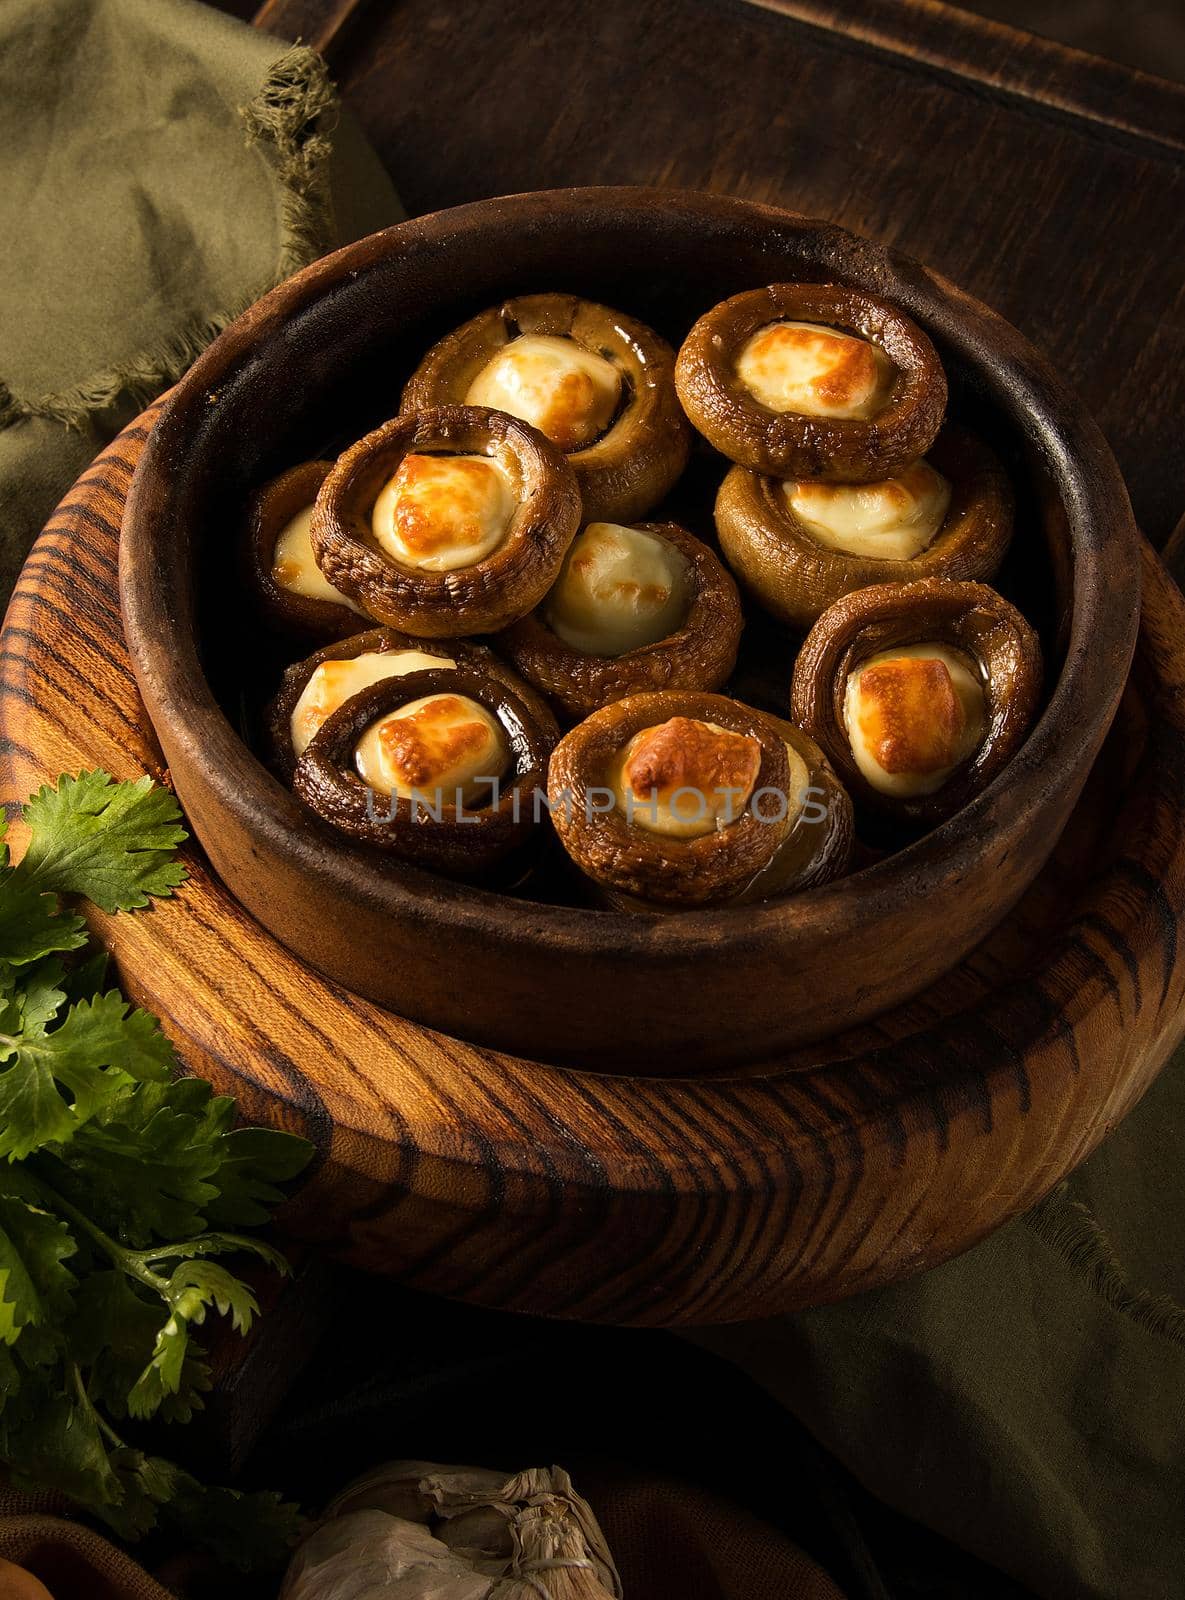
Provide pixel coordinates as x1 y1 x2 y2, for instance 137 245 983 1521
251 0 1185 549
2 414 1183 1324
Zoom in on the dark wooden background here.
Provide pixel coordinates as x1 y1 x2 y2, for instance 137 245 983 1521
224 0 1185 557
220 0 1185 82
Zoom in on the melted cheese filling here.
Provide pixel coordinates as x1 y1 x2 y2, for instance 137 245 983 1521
272 505 365 611
371 452 515 572
290 649 456 758
780 739 811 823
844 644 986 798
355 692 509 807
544 522 692 656
786 460 952 560
735 320 895 419
465 334 622 452
611 716 763 839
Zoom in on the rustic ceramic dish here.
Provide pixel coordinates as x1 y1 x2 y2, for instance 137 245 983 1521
120 187 1140 1071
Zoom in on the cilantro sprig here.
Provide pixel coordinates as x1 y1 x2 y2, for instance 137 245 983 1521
0 772 312 1568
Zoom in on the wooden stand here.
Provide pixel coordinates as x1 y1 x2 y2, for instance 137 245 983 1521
2 413 1184 1325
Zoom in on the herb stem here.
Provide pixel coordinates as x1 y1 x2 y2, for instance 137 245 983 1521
43 1184 171 1296
69 1361 126 1451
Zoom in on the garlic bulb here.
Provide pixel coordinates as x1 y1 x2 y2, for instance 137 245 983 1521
281 1461 621 1600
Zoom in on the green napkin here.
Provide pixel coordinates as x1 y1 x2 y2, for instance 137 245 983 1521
0 0 401 596
693 1037 1185 1600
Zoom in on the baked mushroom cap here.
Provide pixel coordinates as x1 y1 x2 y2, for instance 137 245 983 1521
293 664 559 876
676 282 947 481
310 406 582 638
547 690 851 909
715 425 1015 630
400 293 692 524
498 520 744 720
790 578 1042 827
265 626 547 783
245 459 365 641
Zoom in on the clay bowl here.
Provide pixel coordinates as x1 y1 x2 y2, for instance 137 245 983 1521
120 187 1140 1073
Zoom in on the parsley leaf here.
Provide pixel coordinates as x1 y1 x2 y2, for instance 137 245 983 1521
0 868 88 970
0 1191 76 1346
72 1272 211 1426
5 1383 120 1507
165 1258 261 1334
101 1447 183 1542
0 773 310 1570
0 1046 78 1158
19 771 188 911
206 1124 317 1228
44 1081 220 1245
18 958 68 1035
0 991 174 1161
164 1474 300 1572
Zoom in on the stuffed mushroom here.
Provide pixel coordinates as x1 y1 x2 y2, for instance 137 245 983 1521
310 406 581 638
714 425 1013 629
499 519 743 719
547 689 853 910
790 578 1042 827
292 662 559 877
675 282 947 482
401 293 691 524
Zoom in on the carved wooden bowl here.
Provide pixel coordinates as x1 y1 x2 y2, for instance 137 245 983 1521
119 188 1140 1072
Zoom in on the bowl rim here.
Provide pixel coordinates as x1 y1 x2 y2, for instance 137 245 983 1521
120 184 1141 965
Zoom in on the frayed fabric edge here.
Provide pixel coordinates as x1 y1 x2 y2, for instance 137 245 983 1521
1025 1182 1185 1348
1 44 340 436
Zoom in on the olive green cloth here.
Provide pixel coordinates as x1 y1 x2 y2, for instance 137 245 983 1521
0 0 401 597
693 1034 1185 1600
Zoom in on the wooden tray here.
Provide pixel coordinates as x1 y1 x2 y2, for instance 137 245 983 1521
2 413 1184 1326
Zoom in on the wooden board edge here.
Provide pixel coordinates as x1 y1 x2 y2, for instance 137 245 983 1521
743 0 1185 156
